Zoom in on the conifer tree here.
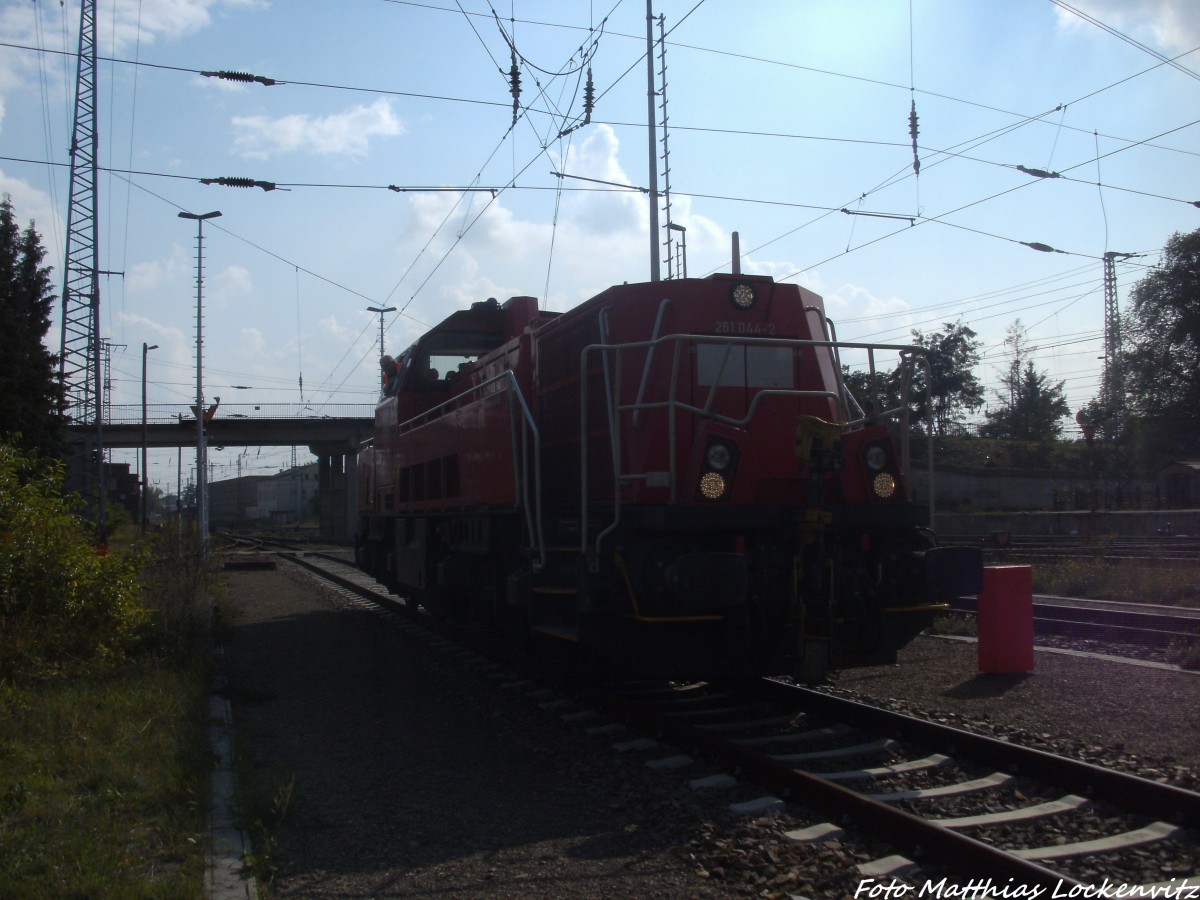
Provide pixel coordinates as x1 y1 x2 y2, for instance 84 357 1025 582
0 196 62 458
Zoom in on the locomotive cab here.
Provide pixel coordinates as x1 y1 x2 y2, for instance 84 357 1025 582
386 298 511 410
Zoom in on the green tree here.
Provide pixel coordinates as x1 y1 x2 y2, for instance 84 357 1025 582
1124 228 1200 456
841 366 902 421
0 196 62 458
841 321 983 436
909 320 985 436
980 320 1070 441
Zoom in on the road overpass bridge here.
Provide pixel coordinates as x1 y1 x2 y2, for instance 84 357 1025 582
67 403 376 542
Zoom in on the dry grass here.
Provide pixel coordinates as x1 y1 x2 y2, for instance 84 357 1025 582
1027 555 1198 608
0 661 210 897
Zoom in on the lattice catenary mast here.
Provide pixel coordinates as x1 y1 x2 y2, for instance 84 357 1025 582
58 0 100 427
57 0 110 535
1102 250 1132 419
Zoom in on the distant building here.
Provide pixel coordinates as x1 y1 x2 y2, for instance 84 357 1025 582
257 463 319 525
208 474 267 526
103 461 140 518
208 463 318 526
1157 460 1200 509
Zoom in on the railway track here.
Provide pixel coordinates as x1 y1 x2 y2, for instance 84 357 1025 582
948 595 1200 652
969 534 1200 567
594 679 1199 890
246 547 1200 892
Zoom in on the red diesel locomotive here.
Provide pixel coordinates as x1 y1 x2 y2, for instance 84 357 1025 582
356 272 980 681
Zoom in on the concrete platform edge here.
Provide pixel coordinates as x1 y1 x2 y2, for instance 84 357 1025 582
207 665 259 899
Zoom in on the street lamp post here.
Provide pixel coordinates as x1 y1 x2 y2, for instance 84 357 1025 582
667 222 687 279
179 210 221 558
141 342 159 532
367 305 397 392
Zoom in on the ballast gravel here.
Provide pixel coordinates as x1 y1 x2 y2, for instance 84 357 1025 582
218 561 1200 898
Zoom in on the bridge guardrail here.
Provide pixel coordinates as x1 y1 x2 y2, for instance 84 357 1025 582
97 403 377 426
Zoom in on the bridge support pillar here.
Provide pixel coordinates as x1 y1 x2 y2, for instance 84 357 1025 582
314 447 358 543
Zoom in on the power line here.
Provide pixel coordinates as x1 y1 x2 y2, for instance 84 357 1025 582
1048 0 1200 83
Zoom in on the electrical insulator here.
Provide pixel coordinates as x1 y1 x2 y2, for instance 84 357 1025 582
509 53 521 125
1021 241 1060 254
583 67 595 125
1017 165 1061 179
908 99 920 176
201 70 276 86
200 176 277 191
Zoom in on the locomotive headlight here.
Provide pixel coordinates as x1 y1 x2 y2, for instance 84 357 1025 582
706 443 733 471
865 445 888 472
730 282 757 310
699 471 727 500
872 472 897 499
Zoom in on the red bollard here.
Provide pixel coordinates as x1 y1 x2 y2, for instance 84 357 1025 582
976 565 1034 674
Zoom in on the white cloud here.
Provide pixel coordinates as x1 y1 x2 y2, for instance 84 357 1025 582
115 312 186 350
2 1 267 57
231 98 405 159
127 245 191 294
212 264 253 301
104 0 215 49
559 125 645 237
100 0 270 53
0 0 266 134
821 282 915 367
237 327 268 356
0 171 60 236
317 315 355 347
1054 0 1200 54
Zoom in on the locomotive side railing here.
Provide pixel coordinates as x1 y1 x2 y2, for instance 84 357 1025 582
389 370 546 572
811 308 935 489
580 334 934 557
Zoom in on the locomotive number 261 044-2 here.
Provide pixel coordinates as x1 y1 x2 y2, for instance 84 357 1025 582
713 320 777 335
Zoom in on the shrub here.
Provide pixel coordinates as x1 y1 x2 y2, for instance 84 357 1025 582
138 518 219 659
0 442 149 679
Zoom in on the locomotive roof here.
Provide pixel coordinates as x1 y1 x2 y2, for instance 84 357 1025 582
399 297 509 358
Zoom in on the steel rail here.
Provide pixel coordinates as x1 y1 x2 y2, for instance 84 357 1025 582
948 596 1200 647
584 683 1084 888
755 679 1200 824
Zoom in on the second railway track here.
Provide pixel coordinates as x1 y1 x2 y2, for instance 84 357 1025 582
949 595 1200 655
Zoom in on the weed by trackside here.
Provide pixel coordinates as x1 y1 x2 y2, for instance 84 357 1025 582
233 740 296 888
926 613 978 637
1166 638 1200 671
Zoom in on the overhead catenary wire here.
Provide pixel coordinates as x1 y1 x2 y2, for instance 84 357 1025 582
1048 0 1200 83
7 24 1198 162
7 31 1197 167
777 116 1200 285
16 5 1195 430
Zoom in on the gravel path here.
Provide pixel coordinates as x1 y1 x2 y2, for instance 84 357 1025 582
219 561 1200 897
221 564 733 898
827 635 1200 788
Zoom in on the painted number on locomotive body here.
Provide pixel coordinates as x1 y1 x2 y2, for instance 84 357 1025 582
713 321 776 336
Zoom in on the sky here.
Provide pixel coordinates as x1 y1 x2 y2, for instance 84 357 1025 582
1 0 1198 496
